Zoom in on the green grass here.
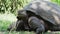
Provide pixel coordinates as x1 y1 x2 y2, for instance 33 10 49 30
51 0 60 5
0 20 11 31
0 13 16 31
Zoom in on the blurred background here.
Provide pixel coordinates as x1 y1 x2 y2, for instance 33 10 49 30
0 0 60 34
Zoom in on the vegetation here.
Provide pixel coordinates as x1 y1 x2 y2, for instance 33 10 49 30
51 0 60 5
0 0 31 14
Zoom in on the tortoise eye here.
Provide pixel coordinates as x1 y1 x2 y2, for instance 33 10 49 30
17 16 22 20
17 16 19 19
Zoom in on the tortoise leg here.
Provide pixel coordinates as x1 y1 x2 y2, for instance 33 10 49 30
36 24 45 34
16 20 24 31
28 16 45 34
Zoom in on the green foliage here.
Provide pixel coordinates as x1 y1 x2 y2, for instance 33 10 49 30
0 0 31 14
0 20 11 31
0 13 16 31
51 0 60 5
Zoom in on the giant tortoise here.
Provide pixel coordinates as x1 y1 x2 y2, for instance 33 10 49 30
7 0 60 34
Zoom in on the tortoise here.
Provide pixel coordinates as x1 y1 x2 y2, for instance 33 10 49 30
7 0 60 34
20 0 60 33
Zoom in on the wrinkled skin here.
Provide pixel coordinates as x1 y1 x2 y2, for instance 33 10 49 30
16 20 30 31
16 10 30 31
28 16 45 34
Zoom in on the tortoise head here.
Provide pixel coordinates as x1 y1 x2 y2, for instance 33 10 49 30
17 10 28 20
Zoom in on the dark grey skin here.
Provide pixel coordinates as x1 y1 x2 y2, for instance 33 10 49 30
16 10 30 31
16 20 29 31
28 16 45 34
